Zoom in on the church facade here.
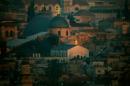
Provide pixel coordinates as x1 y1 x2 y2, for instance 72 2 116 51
51 44 89 59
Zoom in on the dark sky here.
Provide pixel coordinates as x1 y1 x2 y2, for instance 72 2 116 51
24 0 130 9
0 0 130 9
22 0 129 4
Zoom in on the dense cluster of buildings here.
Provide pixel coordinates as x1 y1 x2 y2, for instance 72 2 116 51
0 0 130 86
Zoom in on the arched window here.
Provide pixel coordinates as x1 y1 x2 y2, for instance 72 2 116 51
10 31 14 37
58 31 61 36
66 30 69 36
75 7 79 11
56 6 59 10
48 6 52 11
5 31 9 37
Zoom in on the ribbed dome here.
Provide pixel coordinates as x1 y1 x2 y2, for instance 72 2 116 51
23 14 52 36
49 16 69 28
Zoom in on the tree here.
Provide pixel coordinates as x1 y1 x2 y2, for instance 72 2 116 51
0 0 10 12
46 60 64 86
0 0 24 12
67 13 77 25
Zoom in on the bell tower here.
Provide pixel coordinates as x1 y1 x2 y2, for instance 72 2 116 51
60 0 73 14
27 0 35 22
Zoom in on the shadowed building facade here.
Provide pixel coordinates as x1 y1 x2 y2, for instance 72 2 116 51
0 21 18 40
51 44 89 59
49 16 71 43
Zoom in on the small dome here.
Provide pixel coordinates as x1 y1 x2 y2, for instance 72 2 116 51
49 16 69 28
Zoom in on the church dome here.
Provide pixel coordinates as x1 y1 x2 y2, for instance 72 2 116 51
49 16 69 28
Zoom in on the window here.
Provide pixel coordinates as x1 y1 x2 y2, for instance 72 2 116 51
66 30 69 36
5 31 9 37
58 31 61 36
97 70 101 73
62 51 64 57
49 6 52 11
10 31 14 37
75 7 79 11
56 6 59 10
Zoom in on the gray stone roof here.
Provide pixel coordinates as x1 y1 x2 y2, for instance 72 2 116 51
49 16 69 28
7 32 47 48
23 14 52 36
51 44 75 51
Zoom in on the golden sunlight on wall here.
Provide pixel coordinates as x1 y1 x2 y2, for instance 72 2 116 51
68 46 89 58
53 4 61 16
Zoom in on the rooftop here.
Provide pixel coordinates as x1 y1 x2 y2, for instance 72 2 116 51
49 16 69 28
89 6 119 13
74 10 95 16
51 44 75 51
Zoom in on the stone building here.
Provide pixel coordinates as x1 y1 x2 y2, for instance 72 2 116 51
92 61 106 75
73 10 95 23
0 21 18 40
21 61 32 86
51 44 89 59
49 16 71 43
24 0 90 16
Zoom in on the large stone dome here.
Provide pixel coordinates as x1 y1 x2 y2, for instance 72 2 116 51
23 14 52 37
49 16 69 28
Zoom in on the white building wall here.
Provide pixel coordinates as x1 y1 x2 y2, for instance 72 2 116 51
68 46 89 59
